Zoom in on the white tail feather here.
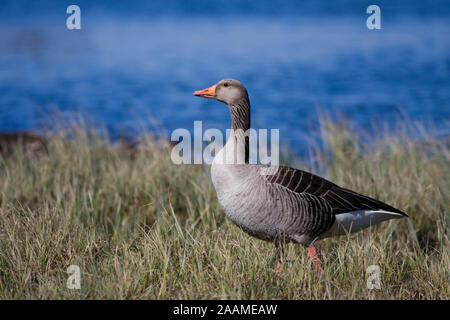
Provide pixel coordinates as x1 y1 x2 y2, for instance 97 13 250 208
320 210 406 238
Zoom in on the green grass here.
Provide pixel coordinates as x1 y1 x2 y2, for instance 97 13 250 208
0 120 448 299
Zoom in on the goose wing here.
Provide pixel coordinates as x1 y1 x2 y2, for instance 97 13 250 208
263 165 407 216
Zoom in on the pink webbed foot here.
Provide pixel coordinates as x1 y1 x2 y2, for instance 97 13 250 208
307 246 324 274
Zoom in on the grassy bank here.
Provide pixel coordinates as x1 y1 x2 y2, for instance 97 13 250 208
0 120 448 299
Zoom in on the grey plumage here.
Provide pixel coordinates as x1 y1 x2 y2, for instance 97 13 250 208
194 79 407 272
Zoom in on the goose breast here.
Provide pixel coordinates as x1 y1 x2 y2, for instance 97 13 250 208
211 163 333 244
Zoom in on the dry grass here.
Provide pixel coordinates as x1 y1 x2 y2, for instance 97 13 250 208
0 120 448 299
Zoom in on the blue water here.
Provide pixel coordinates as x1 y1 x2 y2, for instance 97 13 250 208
0 1 449 152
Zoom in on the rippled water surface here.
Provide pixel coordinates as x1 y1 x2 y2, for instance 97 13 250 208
0 1 449 151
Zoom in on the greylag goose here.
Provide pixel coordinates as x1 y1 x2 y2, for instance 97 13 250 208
194 79 407 274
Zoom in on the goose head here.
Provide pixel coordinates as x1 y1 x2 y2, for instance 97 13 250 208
194 79 249 106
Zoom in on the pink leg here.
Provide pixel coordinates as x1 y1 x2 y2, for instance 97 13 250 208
275 260 283 276
274 241 284 276
307 246 324 274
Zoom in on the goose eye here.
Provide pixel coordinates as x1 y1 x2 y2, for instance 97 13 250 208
223 83 229 87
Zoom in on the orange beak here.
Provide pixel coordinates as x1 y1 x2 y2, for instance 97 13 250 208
193 84 217 99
